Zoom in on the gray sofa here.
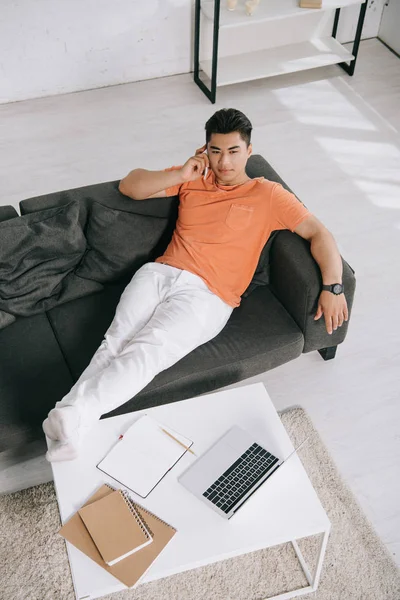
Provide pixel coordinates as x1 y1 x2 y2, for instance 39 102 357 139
0 155 356 464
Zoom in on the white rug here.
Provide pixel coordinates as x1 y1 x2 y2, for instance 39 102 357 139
1 407 399 600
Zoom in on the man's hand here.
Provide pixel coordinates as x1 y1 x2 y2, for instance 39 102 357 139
314 291 348 335
180 144 210 183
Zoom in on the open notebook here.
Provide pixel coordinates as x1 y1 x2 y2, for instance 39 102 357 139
97 414 193 497
78 489 153 566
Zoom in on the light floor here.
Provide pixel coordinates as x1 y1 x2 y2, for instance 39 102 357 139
1 39 399 567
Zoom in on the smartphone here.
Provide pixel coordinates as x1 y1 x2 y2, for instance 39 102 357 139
203 149 208 179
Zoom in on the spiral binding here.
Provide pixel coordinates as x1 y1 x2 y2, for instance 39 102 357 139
125 498 154 537
105 483 176 533
133 501 177 532
119 489 151 540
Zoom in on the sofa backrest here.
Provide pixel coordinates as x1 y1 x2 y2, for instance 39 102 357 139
19 180 179 229
18 155 295 224
16 154 291 255
15 154 300 296
245 155 295 194
0 155 303 330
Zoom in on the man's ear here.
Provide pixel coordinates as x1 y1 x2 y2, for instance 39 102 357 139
247 143 253 157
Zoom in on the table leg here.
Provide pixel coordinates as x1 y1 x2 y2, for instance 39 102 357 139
261 527 331 600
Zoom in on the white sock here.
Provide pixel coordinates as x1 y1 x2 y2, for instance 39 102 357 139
44 418 95 462
43 405 99 463
46 440 80 462
43 407 82 462
43 406 84 442
43 405 99 441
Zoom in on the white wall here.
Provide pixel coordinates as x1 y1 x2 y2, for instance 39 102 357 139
0 0 193 104
379 0 400 55
0 0 385 104
337 0 385 43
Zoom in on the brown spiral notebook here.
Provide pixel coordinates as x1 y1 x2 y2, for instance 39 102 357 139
78 489 153 566
59 484 177 588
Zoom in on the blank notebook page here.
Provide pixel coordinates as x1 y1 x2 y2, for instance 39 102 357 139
97 414 193 497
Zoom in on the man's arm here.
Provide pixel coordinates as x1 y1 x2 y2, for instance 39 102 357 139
119 147 210 200
118 168 182 200
294 215 348 335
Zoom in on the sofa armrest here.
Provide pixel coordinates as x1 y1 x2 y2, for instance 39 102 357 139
0 205 19 222
269 230 356 353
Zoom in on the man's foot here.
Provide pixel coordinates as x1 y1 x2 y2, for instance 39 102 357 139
43 405 97 462
46 440 79 462
42 406 81 443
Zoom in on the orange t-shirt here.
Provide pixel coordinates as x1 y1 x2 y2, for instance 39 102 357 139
155 167 310 308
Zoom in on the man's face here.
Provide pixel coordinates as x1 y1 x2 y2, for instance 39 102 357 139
207 132 252 185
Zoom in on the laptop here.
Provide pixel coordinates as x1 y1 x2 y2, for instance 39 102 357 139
178 425 308 519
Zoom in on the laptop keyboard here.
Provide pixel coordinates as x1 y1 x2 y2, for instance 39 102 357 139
203 442 279 514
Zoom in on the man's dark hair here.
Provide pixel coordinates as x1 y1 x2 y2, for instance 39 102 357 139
205 108 252 147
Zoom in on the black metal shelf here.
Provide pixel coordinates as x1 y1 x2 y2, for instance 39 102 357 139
194 0 367 104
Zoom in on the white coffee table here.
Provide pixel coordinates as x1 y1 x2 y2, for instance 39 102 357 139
49 382 330 600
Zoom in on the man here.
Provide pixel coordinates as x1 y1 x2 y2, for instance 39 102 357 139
43 108 348 462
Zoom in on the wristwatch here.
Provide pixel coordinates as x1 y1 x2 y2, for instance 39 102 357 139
322 283 344 295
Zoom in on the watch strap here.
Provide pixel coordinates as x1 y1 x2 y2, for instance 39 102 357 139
322 283 344 294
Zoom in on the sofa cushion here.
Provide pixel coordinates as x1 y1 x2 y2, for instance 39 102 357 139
121 285 304 414
0 313 74 450
0 206 18 329
19 181 179 230
75 201 170 283
46 282 304 416
46 282 128 380
0 200 103 318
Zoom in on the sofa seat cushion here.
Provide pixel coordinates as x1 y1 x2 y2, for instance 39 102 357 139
0 313 74 450
46 282 304 417
122 285 304 413
46 282 128 380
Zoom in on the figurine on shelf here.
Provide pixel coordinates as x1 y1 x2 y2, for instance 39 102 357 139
226 0 238 10
245 0 259 16
226 0 260 15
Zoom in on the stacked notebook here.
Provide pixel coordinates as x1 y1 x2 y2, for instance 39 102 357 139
59 484 176 588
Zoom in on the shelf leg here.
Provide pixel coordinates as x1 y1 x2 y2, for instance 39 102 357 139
194 0 200 83
332 1 368 76
210 0 221 103
193 0 220 103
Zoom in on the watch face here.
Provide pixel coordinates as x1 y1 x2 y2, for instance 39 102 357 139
333 284 342 294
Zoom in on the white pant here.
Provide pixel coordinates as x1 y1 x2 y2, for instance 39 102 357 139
56 262 234 420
